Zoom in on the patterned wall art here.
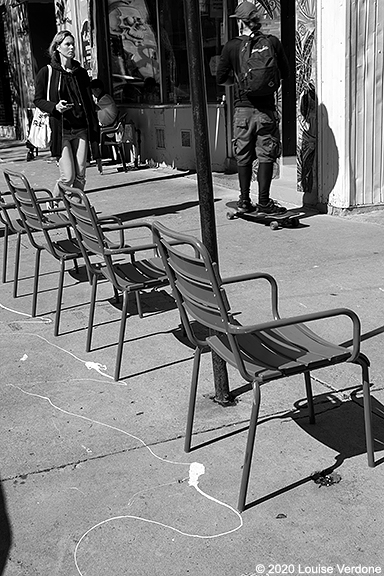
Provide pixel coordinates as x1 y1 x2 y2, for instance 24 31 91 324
256 0 317 199
1 1 36 138
296 0 316 199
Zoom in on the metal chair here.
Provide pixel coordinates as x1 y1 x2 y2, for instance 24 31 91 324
151 221 375 512
0 187 26 295
58 183 169 381
99 112 129 173
3 169 83 335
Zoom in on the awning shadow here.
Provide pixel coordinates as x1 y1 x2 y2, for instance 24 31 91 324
85 170 194 195
111 200 200 222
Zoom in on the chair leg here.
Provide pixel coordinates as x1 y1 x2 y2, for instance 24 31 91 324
119 145 127 172
135 291 143 318
238 379 261 513
13 232 22 298
54 260 65 337
184 347 202 452
114 290 129 381
31 248 42 317
304 371 315 424
86 274 98 352
113 287 120 303
2 225 9 283
358 357 375 467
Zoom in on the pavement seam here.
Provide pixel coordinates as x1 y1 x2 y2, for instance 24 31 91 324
1 400 357 485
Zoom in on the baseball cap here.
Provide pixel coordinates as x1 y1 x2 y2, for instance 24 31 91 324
229 1 258 19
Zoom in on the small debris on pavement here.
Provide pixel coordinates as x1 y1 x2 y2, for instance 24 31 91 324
311 470 342 487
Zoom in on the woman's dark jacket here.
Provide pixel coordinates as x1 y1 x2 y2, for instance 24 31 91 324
34 59 100 158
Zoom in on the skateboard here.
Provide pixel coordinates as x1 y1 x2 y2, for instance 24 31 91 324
226 201 303 230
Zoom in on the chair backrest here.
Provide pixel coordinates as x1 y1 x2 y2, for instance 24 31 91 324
4 170 41 230
58 182 116 278
3 169 49 250
151 221 233 349
0 187 18 231
3 169 79 262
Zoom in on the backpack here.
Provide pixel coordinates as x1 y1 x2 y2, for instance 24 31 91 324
238 33 280 97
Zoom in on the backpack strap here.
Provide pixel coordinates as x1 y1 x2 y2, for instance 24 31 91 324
46 65 52 100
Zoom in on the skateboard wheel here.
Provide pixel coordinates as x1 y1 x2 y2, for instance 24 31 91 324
226 211 237 220
270 221 279 230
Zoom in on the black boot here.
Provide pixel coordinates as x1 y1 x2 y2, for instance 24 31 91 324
257 163 287 214
257 162 274 206
237 165 254 212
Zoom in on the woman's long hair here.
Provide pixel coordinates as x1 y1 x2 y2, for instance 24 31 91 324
48 30 74 64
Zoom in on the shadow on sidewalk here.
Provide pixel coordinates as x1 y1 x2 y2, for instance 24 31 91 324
186 386 384 511
0 475 11 575
86 170 193 196
243 391 384 510
340 324 384 347
114 200 200 222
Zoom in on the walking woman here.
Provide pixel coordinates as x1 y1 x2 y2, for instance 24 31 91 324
34 30 100 196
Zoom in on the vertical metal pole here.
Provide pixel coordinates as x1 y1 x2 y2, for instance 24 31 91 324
183 0 231 404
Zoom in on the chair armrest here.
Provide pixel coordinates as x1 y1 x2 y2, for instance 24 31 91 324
222 272 280 319
0 199 16 209
228 307 361 362
101 221 153 232
0 191 15 207
104 242 158 256
98 215 123 226
103 221 156 253
34 188 54 199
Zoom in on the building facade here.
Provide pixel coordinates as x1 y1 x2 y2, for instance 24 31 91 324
0 0 383 212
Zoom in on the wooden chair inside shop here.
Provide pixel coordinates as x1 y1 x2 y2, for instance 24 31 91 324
151 221 375 512
3 169 84 335
58 183 169 381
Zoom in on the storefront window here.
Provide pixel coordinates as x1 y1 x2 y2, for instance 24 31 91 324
108 0 159 103
107 0 225 105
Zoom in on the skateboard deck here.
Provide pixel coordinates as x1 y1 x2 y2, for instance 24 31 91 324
226 201 303 229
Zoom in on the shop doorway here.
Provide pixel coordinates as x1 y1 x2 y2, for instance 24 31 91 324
27 0 57 73
0 6 13 128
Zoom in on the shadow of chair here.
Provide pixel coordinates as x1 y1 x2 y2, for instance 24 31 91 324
291 389 384 467
3 169 84 335
0 186 26 296
99 112 129 173
151 220 375 512
58 182 169 381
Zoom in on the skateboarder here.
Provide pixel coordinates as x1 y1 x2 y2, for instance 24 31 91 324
216 1 290 214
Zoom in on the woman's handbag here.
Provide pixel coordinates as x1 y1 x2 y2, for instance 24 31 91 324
28 65 52 149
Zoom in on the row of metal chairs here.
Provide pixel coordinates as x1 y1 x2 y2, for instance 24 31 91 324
0 169 167 381
0 169 375 511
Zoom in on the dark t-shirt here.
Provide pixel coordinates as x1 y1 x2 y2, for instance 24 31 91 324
216 34 290 110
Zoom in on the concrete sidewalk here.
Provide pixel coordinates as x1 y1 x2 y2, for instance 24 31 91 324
1 143 384 576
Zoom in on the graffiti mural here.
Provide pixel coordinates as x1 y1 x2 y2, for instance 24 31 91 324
249 0 317 197
1 2 35 139
107 0 159 102
253 0 280 36
296 0 316 198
